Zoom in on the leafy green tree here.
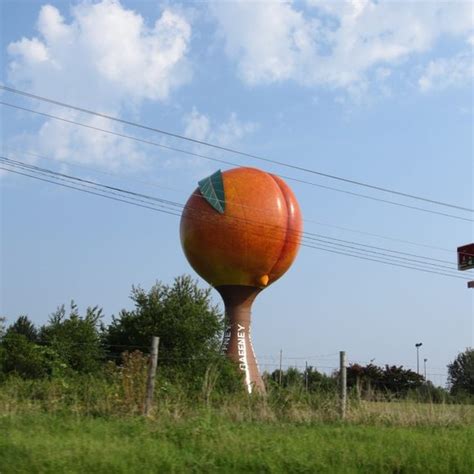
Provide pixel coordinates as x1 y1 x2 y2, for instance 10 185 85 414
0 317 6 339
0 317 5 374
1 332 47 378
40 302 105 374
268 366 336 392
347 363 423 398
1 329 63 379
7 315 38 342
275 367 303 387
105 275 224 379
381 365 424 395
448 348 474 396
306 366 337 392
347 363 384 393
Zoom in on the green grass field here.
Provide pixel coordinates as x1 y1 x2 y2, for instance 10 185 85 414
1 413 473 473
1 375 473 473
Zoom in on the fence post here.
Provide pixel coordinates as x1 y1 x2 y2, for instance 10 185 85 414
143 336 159 416
279 349 283 385
339 351 347 420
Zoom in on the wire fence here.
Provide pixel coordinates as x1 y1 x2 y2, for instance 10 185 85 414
33 339 451 387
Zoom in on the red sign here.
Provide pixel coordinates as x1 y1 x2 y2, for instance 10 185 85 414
458 243 474 271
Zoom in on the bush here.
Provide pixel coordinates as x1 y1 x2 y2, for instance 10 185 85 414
0 332 64 379
105 275 224 384
347 363 424 399
448 348 474 396
40 302 105 374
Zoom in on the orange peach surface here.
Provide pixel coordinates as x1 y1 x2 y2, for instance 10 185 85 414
180 167 302 288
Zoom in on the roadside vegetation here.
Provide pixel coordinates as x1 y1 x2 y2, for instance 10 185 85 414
2 413 473 474
1 275 473 473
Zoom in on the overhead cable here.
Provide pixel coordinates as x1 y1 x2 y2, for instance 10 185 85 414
2 102 472 223
7 147 456 255
1 85 472 213
2 156 467 268
1 162 470 281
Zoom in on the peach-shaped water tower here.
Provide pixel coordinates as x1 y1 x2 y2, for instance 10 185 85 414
180 167 302 393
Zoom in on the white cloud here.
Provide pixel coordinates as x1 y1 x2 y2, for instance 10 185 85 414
6 1 192 169
19 113 145 170
160 107 258 173
210 0 474 93
210 1 314 86
184 107 257 147
8 37 50 64
183 108 211 142
419 52 474 92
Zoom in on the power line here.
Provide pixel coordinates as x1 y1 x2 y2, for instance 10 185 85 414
1 162 470 281
0 166 182 218
302 243 467 280
303 219 454 254
303 238 458 272
303 233 459 267
2 156 467 270
277 173 473 223
1 85 472 213
1 157 183 211
16 340 451 377
2 155 468 272
5 147 457 255
2 101 473 223
2 165 465 280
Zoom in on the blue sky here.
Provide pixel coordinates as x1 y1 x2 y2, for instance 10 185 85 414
1 0 473 384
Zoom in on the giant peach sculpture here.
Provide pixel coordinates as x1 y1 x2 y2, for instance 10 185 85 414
180 167 302 393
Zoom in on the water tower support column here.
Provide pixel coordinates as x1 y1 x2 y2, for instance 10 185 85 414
216 285 265 394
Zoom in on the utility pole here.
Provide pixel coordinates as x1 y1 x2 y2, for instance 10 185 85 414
144 336 159 416
305 361 309 391
339 351 347 420
415 342 423 375
423 358 427 380
279 349 283 385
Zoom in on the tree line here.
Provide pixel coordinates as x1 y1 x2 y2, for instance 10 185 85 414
1 275 472 400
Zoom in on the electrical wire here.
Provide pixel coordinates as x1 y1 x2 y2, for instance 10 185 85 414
19 339 450 379
2 155 468 270
5 147 457 255
303 239 459 272
1 85 472 213
302 234 461 266
1 162 470 281
2 101 473 223
2 155 467 272
1 166 182 218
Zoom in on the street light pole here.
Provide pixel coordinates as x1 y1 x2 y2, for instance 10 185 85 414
415 343 423 375
423 358 427 379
